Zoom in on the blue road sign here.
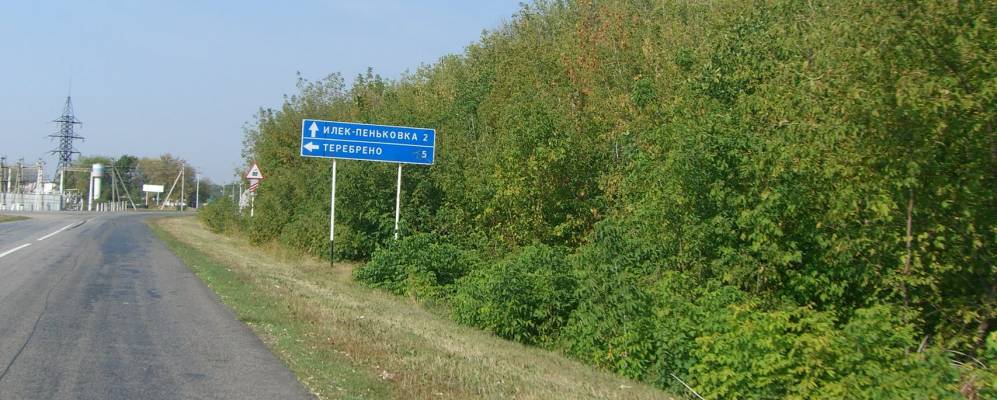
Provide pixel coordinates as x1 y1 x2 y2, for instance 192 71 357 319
300 119 435 165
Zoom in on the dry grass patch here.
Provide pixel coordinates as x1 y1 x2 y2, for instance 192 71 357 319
0 215 27 223
152 216 671 400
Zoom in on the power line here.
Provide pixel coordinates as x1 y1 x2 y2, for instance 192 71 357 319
49 96 84 172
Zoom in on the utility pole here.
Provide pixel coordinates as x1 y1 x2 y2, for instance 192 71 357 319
195 173 200 209
36 159 45 211
49 96 84 195
180 162 185 211
0 156 6 208
5 161 12 198
160 165 183 211
109 161 137 211
16 159 23 209
110 161 117 208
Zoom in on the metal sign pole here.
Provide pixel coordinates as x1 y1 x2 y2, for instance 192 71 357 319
300 119 435 261
180 162 185 212
394 163 402 240
330 159 337 268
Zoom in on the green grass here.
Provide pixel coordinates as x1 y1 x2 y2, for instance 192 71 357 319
149 216 670 400
0 215 27 223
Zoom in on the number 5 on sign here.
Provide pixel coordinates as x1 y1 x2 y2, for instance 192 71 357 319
299 119 437 268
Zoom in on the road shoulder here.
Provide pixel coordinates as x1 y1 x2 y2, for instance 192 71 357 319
150 216 670 400
0 215 28 224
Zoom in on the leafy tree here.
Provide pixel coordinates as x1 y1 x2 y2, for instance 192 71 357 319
237 0 995 397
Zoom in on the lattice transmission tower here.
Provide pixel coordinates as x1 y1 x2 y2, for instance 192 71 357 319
49 96 84 192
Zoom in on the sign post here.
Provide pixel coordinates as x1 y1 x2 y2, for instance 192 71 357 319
395 164 402 240
300 119 436 265
330 159 337 267
245 162 265 217
143 184 164 207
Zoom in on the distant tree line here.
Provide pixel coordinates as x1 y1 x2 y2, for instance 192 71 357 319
211 0 995 397
68 153 217 208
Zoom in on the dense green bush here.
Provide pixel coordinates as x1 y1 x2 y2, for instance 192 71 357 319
197 197 241 234
690 305 962 399
330 223 382 261
650 273 746 391
353 233 480 300
452 245 576 346
560 221 661 380
979 333 997 398
275 203 330 258
239 0 993 397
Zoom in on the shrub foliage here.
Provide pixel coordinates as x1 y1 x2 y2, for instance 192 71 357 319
452 245 576 346
240 0 995 397
353 233 480 300
197 196 242 234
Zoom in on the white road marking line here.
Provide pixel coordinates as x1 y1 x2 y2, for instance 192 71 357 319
0 243 31 258
37 223 77 241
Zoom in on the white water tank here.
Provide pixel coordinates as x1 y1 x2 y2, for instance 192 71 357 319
91 163 104 201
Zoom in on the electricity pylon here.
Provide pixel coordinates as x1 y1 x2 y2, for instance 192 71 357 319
49 96 84 193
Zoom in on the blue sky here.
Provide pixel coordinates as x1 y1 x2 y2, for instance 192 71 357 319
0 1 523 182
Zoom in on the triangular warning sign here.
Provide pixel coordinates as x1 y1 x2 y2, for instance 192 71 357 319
245 162 265 180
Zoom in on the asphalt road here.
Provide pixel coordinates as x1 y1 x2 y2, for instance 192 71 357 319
0 212 314 400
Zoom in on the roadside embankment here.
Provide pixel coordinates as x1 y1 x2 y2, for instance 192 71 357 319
151 216 669 400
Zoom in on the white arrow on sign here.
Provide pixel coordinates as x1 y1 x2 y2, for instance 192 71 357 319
309 122 319 138
303 142 320 152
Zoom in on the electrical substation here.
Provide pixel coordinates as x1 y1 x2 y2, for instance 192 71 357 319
0 96 141 212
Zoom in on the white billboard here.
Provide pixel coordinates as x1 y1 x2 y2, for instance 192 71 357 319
142 184 165 193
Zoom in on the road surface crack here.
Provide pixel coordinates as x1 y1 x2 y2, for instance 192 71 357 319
0 251 84 384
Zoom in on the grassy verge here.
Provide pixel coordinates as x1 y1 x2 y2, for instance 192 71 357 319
0 215 27 223
149 218 388 399
150 216 671 400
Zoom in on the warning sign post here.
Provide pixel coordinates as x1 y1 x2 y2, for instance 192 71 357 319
245 162 265 217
